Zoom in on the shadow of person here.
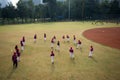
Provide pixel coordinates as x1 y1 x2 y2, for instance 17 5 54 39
90 57 98 63
80 48 82 53
70 58 76 64
7 68 16 79
51 64 55 73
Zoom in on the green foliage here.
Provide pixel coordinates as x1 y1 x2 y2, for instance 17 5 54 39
109 0 120 18
0 0 120 24
47 0 57 20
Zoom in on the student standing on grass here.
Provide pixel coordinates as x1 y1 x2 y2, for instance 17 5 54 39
44 33 46 41
22 36 25 46
15 45 18 51
16 48 21 62
14 45 20 61
20 40 24 51
53 36 56 43
69 47 74 59
73 35 77 45
12 52 18 68
89 46 94 57
51 38 54 49
62 35 65 42
77 40 82 49
66 35 70 42
50 51 55 64
56 41 60 52
34 34 37 43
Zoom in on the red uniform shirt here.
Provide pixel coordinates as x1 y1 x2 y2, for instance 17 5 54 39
16 48 20 57
44 33 46 38
12 52 17 62
73 35 76 40
53 36 56 39
78 40 81 44
67 35 69 38
20 40 23 46
51 38 54 43
90 47 93 51
62 35 65 39
15 45 18 51
22 36 25 42
69 47 74 53
34 34 37 39
17 52 20 57
50 51 55 56
57 41 60 46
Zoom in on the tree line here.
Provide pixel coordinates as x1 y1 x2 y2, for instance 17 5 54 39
0 0 120 24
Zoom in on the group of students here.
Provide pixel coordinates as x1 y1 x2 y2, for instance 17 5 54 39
50 35 94 64
11 33 94 67
12 36 25 68
34 33 47 43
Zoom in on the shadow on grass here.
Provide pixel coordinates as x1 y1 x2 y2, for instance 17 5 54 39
7 68 16 79
90 57 98 63
76 48 83 53
51 64 55 73
70 58 76 64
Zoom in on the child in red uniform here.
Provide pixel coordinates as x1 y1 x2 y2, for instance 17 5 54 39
53 36 56 43
34 34 37 43
51 38 54 49
15 45 18 51
56 41 60 52
16 48 21 62
50 51 55 64
66 35 70 42
12 52 18 68
62 35 65 42
20 40 24 51
89 46 94 57
73 35 77 45
44 33 46 41
22 36 25 46
69 47 74 59
77 40 82 49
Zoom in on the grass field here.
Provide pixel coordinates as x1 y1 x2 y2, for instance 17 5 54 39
0 21 120 80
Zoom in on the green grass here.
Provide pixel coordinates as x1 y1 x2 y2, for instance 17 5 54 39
0 21 120 80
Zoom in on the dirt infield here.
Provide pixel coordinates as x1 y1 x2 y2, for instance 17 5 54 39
83 27 120 49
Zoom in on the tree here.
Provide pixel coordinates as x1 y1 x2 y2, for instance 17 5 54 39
56 1 68 20
70 0 82 20
1 3 16 24
17 0 28 23
27 0 35 22
0 3 1 18
109 0 120 18
47 0 57 20
83 0 99 20
99 0 110 19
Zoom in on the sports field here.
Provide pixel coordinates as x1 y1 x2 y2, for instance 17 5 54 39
0 22 120 80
